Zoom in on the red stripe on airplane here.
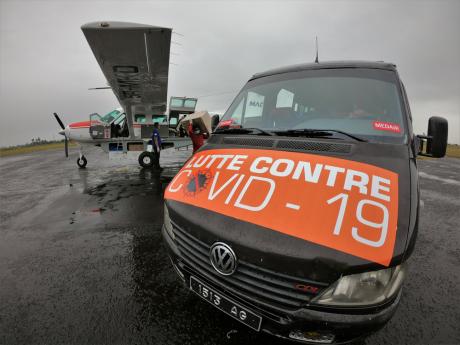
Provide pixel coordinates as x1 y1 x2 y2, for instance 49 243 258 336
70 121 91 129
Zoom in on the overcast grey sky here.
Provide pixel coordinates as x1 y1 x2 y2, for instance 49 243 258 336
1 0 459 146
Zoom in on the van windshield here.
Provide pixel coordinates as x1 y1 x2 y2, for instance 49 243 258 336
220 68 406 143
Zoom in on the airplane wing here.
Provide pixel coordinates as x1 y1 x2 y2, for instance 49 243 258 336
81 21 172 115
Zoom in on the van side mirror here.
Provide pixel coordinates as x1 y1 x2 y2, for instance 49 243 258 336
417 116 448 158
211 114 220 131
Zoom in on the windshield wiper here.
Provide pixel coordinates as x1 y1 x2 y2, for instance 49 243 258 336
213 127 274 136
273 129 367 142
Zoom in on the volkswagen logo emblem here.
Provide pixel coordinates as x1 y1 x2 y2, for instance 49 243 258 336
209 242 237 276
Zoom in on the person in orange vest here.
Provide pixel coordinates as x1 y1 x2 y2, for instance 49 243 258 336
187 121 208 153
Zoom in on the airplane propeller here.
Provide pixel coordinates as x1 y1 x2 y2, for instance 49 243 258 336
53 112 69 157
54 112 65 130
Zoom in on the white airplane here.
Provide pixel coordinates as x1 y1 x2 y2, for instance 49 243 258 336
53 22 206 168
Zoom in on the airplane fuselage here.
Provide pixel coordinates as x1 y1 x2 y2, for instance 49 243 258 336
63 121 93 143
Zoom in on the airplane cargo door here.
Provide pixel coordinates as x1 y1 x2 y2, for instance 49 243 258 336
90 113 107 139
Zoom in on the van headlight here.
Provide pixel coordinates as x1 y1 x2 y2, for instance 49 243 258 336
164 204 175 240
312 264 406 307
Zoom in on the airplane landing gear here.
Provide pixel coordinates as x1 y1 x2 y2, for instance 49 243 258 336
138 151 154 168
77 155 87 168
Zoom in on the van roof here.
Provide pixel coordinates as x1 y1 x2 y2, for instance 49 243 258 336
250 60 397 80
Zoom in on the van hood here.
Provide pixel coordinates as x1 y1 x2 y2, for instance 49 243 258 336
165 138 412 284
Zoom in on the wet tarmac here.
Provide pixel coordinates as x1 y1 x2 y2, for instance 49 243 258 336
1 147 459 345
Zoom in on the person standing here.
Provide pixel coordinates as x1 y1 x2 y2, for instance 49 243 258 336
151 122 162 170
187 121 208 153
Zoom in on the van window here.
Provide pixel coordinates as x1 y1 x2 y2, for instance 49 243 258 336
226 97 244 125
221 68 406 143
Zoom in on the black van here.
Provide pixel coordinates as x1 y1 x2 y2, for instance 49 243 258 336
162 61 448 343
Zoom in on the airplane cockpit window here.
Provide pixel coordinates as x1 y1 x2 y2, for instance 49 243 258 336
111 113 129 137
101 109 122 123
90 113 103 124
114 113 126 126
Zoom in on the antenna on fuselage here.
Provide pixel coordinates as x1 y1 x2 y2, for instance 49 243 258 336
315 36 319 63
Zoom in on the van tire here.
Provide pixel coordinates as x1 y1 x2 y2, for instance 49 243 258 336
138 151 154 168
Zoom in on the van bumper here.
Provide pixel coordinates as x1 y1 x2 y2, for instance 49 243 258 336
162 225 401 344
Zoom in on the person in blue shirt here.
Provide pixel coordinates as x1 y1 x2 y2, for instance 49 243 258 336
151 122 162 170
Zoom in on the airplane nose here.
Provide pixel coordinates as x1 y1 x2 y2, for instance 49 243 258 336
59 130 65 136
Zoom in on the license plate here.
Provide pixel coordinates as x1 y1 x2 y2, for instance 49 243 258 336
190 276 262 331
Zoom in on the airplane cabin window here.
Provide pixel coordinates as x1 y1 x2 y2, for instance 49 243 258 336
184 99 197 108
135 114 146 123
152 115 167 123
170 98 184 107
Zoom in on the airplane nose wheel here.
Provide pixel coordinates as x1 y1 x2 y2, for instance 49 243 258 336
138 151 154 168
77 155 87 168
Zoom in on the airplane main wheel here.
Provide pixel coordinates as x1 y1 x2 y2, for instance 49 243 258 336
138 152 154 168
77 155 87 168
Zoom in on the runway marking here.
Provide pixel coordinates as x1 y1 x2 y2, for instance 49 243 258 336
285 202 300 210
418 172 460 186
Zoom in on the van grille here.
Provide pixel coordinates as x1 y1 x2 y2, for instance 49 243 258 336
277 140 352 153
222 137 275 147
208 136 352 154
172 222 327 311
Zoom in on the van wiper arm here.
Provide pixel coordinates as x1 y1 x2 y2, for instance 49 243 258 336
328 130 367 142
273 129 367 142
213 127 274 136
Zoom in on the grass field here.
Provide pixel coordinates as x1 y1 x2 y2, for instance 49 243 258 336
445 144 460 158
0 142 76 157
416 144 460 160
